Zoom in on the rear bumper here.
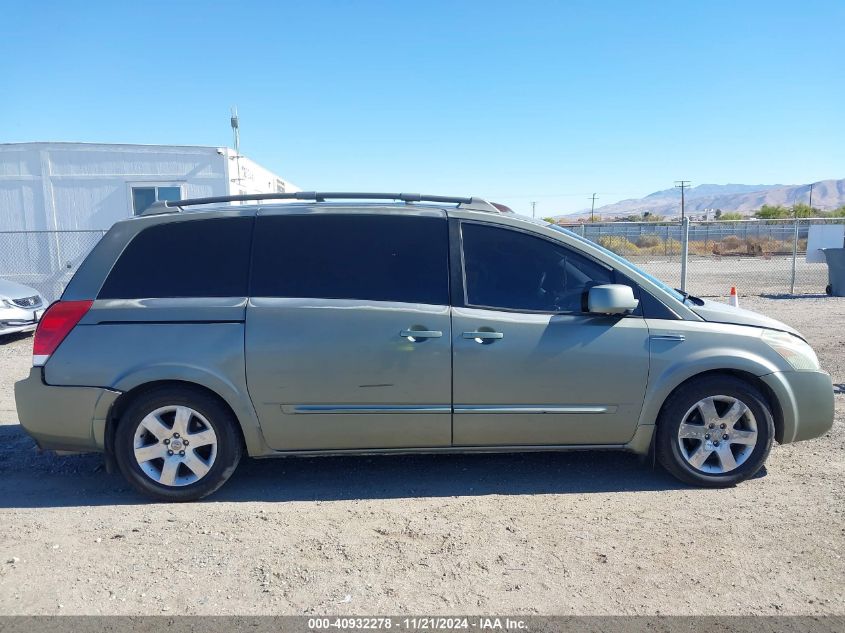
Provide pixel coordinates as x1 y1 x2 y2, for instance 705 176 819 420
14 367 119 452
761 370 835 443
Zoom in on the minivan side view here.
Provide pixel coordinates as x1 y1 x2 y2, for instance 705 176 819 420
14 192 835 501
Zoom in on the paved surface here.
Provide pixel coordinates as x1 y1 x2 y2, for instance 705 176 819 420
0 296 843 615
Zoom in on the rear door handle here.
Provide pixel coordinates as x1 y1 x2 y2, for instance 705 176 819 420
400 329 443 341
463 331 504 341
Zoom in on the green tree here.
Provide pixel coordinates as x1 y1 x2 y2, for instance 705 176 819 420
755 204 790 219
714 209 722 219
720 212 743 220
792 203 820 218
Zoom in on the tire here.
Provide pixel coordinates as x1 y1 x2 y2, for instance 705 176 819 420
656 375 774 487
114 385 242 502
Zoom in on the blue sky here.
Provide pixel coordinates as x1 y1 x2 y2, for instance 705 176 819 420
2 0 843 215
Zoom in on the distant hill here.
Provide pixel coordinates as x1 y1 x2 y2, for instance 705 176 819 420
560 179 845 219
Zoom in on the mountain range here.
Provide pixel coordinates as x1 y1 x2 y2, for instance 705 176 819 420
560 178 845 219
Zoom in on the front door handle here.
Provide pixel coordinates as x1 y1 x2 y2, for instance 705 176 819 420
400 329 443 341
462 331 504 342
650 333 686 342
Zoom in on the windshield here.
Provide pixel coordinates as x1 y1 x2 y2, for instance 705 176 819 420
546 224 686 303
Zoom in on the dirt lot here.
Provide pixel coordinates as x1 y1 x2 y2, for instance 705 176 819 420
0 296 843 616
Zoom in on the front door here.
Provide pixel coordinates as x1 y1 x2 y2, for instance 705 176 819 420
451 221 650 446
245 210 453 451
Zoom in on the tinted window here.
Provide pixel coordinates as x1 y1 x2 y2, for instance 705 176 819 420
251 214 449 305
98 217 253 299
462 222 612 313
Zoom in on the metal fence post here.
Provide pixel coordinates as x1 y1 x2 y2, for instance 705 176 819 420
680 217 690 292
790 216 799 294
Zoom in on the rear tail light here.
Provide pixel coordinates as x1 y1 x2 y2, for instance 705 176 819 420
32 300 93 366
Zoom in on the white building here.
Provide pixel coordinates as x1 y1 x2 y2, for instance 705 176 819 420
0 142 299 231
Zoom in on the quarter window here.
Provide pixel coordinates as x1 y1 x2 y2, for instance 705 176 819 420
250 214 449 305
131 185 183 215
461 222 613 313
98 217 253 299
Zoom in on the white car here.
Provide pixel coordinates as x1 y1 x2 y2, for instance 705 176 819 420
0 279 46 336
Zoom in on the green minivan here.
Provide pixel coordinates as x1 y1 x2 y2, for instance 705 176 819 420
15 193 835 501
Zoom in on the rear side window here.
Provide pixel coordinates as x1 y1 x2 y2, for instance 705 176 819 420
98 217 253 299
251 214 449 305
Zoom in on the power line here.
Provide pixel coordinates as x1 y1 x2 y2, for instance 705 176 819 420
674 180 691 222
589 193 599 223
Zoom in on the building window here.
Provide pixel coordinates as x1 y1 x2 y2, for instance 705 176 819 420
131 185 183 215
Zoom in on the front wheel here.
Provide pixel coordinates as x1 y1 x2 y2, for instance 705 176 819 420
656 375 774 487
114 386 242 502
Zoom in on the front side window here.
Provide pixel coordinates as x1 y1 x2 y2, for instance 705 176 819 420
461 222 613 313
98 217 253 299
131 185 183 215
251 214 449 305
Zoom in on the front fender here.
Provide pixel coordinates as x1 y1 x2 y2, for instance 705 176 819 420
639 323 785 430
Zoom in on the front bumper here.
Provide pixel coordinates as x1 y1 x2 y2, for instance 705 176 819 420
14 367 120 452
0 305 44 336
761 370 835 443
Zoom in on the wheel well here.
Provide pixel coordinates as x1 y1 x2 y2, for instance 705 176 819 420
656 369 785 443
104 380 246 466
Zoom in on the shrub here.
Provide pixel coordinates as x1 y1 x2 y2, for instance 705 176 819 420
635 234 662 249
720 235 743 251
597 236 640 255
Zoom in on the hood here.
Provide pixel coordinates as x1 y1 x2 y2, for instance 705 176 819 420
0 278 40 301
691 298 802 338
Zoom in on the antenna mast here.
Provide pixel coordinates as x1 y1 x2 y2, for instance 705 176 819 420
230 106 243 188
230 106 240 155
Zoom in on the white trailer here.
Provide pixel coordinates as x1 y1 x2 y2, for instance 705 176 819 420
0 142 298 231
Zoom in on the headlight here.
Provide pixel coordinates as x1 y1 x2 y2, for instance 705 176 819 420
762 330 820 371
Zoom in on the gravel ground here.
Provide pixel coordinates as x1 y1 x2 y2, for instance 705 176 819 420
0 296 843 615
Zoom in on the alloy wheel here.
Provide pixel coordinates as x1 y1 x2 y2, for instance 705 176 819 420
132 405 218 486
677 395 758 474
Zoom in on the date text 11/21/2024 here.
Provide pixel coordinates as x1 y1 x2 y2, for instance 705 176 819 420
307 617 528 630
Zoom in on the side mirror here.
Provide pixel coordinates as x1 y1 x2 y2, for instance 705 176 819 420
587 284 639 315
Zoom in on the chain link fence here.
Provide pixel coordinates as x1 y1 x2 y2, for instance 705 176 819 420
0 230 106 303
562 218 843 297
0 220 842 303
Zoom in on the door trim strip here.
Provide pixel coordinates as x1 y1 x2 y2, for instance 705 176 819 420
289 405 451 414
454 405 610 414
288 405 611 415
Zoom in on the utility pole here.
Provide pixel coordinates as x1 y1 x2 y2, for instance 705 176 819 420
589 193 598 223
675 181 691 222
808 183 814 214
531 201 537 218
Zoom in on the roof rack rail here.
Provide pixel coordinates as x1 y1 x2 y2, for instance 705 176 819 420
143 192 506 215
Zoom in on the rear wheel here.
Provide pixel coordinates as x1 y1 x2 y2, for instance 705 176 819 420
114 386 242 502
656 375 774 487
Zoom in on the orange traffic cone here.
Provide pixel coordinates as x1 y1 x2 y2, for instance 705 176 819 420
728 286 739 307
